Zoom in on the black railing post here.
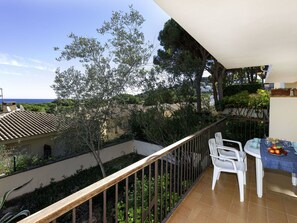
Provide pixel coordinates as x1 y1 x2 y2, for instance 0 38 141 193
13 156 16 172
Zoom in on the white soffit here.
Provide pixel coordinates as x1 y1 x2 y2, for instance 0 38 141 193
154 0 297 83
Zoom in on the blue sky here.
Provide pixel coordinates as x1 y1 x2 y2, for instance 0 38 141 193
0 0 170 99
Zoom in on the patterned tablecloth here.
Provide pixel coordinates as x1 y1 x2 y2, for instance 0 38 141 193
260 139 297 173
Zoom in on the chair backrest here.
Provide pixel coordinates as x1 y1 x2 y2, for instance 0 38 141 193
208 138 218 163
215 132 223 146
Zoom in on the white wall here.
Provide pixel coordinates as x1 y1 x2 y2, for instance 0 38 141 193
6 135 56 157
285 82 297 88
0 140 134 200
0 140 165 200
133 140 163 156
269 97 297 142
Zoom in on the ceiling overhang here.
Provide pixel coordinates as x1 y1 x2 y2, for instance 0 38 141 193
154 0 297 83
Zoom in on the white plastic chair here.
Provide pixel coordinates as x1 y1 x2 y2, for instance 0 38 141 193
215 132 247 184
208 138 246 202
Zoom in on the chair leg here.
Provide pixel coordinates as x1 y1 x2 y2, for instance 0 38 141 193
237 171 244 202
244 157 247 185
212 167 220 190
217 172 221 180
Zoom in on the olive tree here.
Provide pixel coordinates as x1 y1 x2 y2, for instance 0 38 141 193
52 6 153 177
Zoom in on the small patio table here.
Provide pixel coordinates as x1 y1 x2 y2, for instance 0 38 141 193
244 139 297 198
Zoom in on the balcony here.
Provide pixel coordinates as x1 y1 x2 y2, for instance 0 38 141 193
167 156 297 223
18 116 297 223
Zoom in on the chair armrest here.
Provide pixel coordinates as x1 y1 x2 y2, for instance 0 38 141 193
222 139 243 151
210 154 237 170
217 145 241 160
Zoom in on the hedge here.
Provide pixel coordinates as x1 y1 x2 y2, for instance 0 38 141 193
223 83 262 97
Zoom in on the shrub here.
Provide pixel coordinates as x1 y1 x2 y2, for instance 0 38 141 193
222 91 250 108
0 180 32 222
15 154 45 172
222 90 269 109
223 83 262 97
129 105 217 146
113 94 142 105
143 87 178 106
0 145 11 175
225 117 269 144
0 153 47 175
249 89 270 109
117 174 181 223
21 104 46 112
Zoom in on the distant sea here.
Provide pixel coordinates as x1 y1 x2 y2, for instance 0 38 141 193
2 99 55 104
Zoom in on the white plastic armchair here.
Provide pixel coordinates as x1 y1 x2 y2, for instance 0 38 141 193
215 132 245 159
215 132 247 184
208 138 246 202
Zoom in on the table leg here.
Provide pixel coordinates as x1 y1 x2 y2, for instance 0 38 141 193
256 158 263 198
292 173 297 186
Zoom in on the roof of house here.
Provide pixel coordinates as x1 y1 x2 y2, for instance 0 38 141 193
0 110 58 142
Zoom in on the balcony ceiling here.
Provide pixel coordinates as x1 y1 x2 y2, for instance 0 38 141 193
154 0 297 83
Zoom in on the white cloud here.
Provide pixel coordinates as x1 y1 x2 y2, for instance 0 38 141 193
0 70 23 76
0 53 55 72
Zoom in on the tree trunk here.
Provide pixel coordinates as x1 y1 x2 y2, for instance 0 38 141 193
195 49 209 112
211 76 219 109
97 137 107 178
217 67 225 102
211 61 225 111
217 68 225 111
92 150 107 178
211 61 219 109
97 158 106 178
195 72 203 112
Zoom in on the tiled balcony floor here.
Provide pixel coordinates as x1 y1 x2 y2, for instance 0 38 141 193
167 156 297 223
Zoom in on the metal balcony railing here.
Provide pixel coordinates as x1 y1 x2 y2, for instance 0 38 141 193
225 116 269 144
18 118 227 223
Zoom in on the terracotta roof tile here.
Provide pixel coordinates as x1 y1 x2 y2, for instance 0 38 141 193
0 110 57 142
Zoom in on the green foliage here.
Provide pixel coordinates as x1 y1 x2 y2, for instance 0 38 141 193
143 87 177 106
154 19 210 112
224 66 265 87
0 145 10 175
0 151 48 175
222 90 270 109
21 103 55 113
222 91 250 108
141 82 199 106
223 83 262 97
201 92 212 111
52 6 154 177
21 103 47 112
0 180 32 223
52 99 75 107
101 133 133 149
113 94 142 105
225 117 269 144
19 100 74 114
14 154 46 172
117 174 180 223
249 89 270 109
141 84 212 107
129 105 217 146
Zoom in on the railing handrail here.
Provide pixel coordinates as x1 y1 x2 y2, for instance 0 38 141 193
19 117 226 223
